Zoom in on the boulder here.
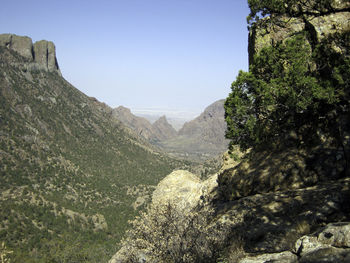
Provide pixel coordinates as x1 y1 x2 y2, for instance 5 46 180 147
295 222 350 256
152 170 217 211
239 251 297 263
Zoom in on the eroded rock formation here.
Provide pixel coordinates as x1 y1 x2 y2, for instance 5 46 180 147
0 33 61 75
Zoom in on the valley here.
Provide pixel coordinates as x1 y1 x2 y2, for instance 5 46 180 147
0 36 207 262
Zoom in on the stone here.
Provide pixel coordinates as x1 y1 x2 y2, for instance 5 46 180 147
152 170 217 211
0 33 61 75
299 247 350 263
0 34 33 60
238 251 297 263
295 222 350 256
33 40 60 73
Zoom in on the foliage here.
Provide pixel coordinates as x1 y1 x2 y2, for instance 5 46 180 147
117 202 217 263
225 31 350 151
0 47 194 262
247 0 336 25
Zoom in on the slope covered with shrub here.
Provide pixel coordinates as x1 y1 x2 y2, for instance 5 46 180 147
0 41 191 262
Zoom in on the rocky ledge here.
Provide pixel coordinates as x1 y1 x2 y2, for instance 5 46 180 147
110 149 350 262
0 33 61 75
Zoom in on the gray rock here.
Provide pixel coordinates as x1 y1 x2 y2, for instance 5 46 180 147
0 34 33 60
0 33 61 75
299 247 350 263
239 251 297 263
295 222 350 257
33 40 60 74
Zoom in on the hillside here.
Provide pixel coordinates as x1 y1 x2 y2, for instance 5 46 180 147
0 34 192 262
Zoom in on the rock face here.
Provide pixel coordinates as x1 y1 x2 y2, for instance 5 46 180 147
217 142 348 201
248 1 350 64
0 33 61 75
33 40 60 73
152 170 217 211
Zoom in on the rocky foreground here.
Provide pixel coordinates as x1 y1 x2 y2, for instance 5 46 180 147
110 148 350 262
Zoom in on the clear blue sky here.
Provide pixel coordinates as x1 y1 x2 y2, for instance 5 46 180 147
1 0 250 113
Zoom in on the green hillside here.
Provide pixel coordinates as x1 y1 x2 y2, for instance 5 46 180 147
0 45 191 262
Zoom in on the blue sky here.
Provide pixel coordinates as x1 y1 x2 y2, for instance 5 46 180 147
1 0 250 113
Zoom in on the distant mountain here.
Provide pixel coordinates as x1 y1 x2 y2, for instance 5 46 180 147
112 106 177 143
0 34 190 262
152 115 177 140
114 100 229 161
158 100 230 160
112 106 158 141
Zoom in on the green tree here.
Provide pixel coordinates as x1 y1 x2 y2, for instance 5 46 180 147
225 30 350 151
247 0 336 25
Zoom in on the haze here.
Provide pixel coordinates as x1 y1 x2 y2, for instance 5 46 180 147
1 0 250 115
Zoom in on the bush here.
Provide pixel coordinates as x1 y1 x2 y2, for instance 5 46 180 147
116 201 216 263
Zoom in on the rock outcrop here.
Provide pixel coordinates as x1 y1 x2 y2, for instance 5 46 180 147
248 1 350 64
0 33 61 75
152 170 217 211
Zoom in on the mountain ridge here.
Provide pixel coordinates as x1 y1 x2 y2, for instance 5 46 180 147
0 34 192 262
114 100 229 161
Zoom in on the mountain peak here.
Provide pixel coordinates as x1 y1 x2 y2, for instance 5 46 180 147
0 33 61 75
153 115 177 140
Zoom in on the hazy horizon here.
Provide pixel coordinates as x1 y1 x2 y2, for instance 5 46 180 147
1 0 250 113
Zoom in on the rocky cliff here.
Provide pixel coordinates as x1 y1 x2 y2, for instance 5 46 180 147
248 0 350 65
110 1 350 262
0 33 61 75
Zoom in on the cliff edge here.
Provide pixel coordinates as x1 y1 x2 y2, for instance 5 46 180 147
0 33 61 75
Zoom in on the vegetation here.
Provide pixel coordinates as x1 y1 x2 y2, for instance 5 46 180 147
247 0 337 25
0 47 194 262
117 202 217 263
225 27 349 152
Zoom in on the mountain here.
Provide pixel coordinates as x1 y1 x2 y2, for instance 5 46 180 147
114 100 229 161
110 1 350 262
112 106 177 143
112 106 157 141
158 99 229 160
0 34 191 262
152 115 177 140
